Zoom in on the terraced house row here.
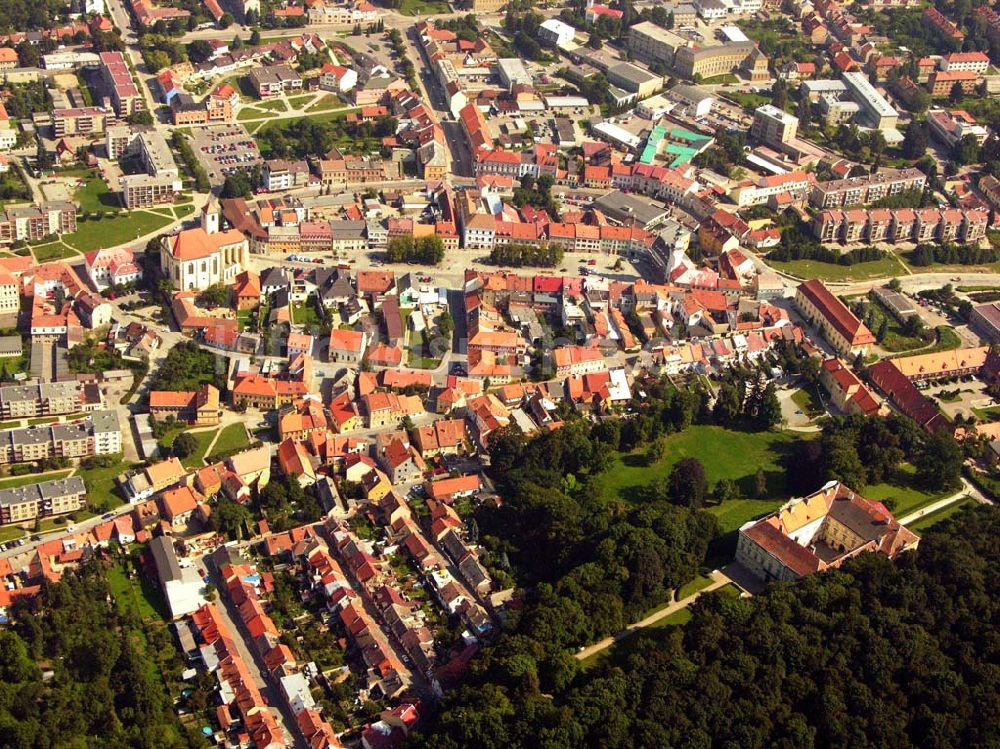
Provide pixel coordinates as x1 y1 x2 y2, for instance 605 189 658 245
0 411 121 464
813 207 988 244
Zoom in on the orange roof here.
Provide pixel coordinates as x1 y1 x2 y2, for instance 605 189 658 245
167 227 245 261
160 486 199 520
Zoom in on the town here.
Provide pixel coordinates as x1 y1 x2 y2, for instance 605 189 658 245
0 0 999 745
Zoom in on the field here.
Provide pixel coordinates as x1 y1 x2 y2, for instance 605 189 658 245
862 464 948 518
292 300 320 327
597 426 803 532
180 428 221 469
62 211 174 252
32 242 78 262
790 386 824 418
0 469 72 488
78 457 134 513
908 497 976 533
208 423 250 458
396 0 451 14
767 255 905 282
74 172 117 213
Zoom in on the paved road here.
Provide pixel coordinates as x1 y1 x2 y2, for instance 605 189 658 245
574 568 736 662
196 557 305 749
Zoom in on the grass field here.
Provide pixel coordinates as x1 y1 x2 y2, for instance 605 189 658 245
768 255 905 282
74 173 117 213
288 94 315 108
597 426 803 532
210 423 250 456
63 211 173 252
790 386 824 417
108 560 168 622
0 469 72 488
292 301 320 327
175 204 195 218
396 0 450 14
676 574 714 600
862 464 948 518
908 497 975 532
78 457 133 513
0 526 25 542
33 243 79 262
181 428 222 468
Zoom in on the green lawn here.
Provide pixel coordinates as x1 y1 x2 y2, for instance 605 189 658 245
396 0 450 14
78 457 134 513
258 99 288 112
790 386 824 417
306 94 340 111
676 574 714 600
292 300 320 327
723 91 769 109
597 426 804 532
181 428 221 469
33 242 78 262
237 107 270 121
767 255 905 282
210 423 250 456
0 525 25 542
175 204 195 218
108 560 168 622
0 469 72 488
74 173 117 213
288 94 315 108
62 211 173 252
862 464 948 518
908 497 975 533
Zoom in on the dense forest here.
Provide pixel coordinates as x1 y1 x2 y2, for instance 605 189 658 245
0 563 206 748
412 501 998 749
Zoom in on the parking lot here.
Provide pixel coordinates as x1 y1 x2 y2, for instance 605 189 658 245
189 125 262 184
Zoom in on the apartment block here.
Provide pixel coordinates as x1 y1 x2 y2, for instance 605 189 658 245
0 381 84 419
0 476 87 525
0 410 121 464
809 168 927 208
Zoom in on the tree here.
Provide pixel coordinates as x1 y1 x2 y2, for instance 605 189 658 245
916 431 962 491
771 78 788 110
221 172 252 199
902 121 929 160
949 80 966 104
713 478 737 503
647 435 669 464
186 39 214 63
249 29 261 45
668 457 707 508
212 499 253 540
172 432 198 458
198 283 230 308
219 12 234 28
754 467 767 499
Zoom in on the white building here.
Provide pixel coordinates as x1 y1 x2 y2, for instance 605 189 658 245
539 19 577 47
159 201 248 291
150 535 206 619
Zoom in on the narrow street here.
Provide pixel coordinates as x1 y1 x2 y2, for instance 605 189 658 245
197 556 306 749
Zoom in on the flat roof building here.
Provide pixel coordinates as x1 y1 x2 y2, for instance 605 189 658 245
842 71 898 130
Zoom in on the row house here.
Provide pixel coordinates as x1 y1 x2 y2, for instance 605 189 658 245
809 167 927 208
813 207 987 244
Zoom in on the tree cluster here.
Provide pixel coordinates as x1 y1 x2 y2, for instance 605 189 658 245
910 242 1000 267
413 503 1000 749
489 242 564 268
386 234 445 265
768 222 886 266
2 562 208 748
147 340 224 392
785 413 961 498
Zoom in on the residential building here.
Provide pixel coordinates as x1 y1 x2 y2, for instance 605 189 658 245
0 476 86 525
149 384 222 426
84 247 142 290
809 168 927 208
0 410 121 464
0 381 84 419
751 104 799 147
248 65 303 98
841 71 898 130
150 535 206 618
795 279 875 356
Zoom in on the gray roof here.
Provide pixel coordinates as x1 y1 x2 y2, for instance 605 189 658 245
593 190 669 227
90 410 120 434
0 476 85 509
150 535 183 583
